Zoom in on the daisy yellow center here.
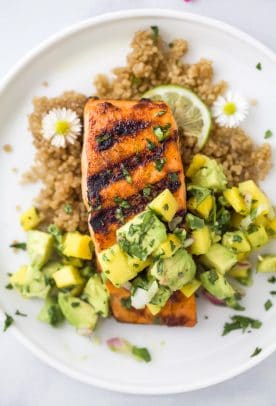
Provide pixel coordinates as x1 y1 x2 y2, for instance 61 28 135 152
55 120 70 135
223 102 237 116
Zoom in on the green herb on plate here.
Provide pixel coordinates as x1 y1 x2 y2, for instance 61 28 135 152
3 313 14 332
264 299 273 311
251 347 262 357
222 315 262 336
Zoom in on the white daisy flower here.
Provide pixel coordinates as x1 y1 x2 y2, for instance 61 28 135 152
212 92 249 128
41 107 81 148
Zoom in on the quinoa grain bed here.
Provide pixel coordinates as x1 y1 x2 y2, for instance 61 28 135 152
27 29 272 232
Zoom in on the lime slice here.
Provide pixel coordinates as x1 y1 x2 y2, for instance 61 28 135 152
143 85 211 150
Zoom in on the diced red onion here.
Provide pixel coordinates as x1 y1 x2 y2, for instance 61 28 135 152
203 290 226 306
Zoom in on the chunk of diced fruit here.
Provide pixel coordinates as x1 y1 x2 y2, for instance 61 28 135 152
53 265 84 288
246 225 269 249
222 231 251 253
153 234 181 258
190 226 211 255
223 187 248 215
20 207 40 231
98 244 139 286
62 232 93 260
148 189 178 222
239 180 271 215
187 195 213 219
200 243 237 274
186 154 207 177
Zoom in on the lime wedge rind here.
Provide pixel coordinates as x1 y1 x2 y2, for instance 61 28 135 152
143 85 212 150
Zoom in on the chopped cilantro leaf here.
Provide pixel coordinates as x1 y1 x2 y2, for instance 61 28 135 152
15 310 27 317
121 167 132 184
5 283 13 290
168 172 179 183
150 26 159 42
233 234 243 243
64 203 73 214
153 123 171 141
121 297 132 309
251 347 262 357
132 346 151 362
264 299 273 311
163 203 169 211
270 291 276 295
154 110 166 117
143 187 152 197
71 302 80 308
268 276 276 283
208 270 219 285
155 157 166 172
146 138 156 151
3 313 14 332
256 62 262 70
222 315 262 336
264 129 273 139
9 242 26 250
114 196 131 209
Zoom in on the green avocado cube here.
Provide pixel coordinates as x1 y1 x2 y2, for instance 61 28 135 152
200 270 235 300
27 230 54 269
200 243 237 274
116 210 167 261
83 274 109 317
246 225 269 249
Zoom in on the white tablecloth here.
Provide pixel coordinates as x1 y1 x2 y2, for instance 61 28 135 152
1 0 275 404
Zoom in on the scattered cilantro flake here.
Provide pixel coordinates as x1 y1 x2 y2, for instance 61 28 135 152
143 186 152 197
264 129 273 139
186 213 205 230
146 138 156 151
150 26 159 42
169 240 176 252
121 297 132 309
155 157 166 172
154 110 166 117
9 242 26 250
115 207 125 224
114 196 131 209
15 310 27 317
153 123 171 141
222 315 262 336
264 299 273 311
270 291 276 295
3 313 14 332
208 270 219 285
122 167 132 184
256 62 262 70
268 276 276 283
233 234 243 243
131 75 142 86
168 172 179 183
251 347 262 357
163 204 169 211
5 283 13 290
64 203 73 214
132 346 151 362
71 302 80 308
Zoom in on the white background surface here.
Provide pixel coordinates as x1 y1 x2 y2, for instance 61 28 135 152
0 0 276 405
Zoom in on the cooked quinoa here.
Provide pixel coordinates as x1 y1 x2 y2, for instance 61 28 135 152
27 29 272 232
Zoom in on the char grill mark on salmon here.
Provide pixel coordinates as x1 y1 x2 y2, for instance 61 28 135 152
95 120 151 151
87 133 177 208
90 171 182 234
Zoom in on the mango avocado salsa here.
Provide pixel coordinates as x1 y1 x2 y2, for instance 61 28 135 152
7 154 276 352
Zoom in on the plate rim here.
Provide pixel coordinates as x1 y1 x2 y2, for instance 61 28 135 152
1 8 276 394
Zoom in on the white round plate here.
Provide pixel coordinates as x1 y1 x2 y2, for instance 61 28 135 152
0 9 275 395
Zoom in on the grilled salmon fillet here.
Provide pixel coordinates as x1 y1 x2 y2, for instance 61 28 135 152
82 98 196 327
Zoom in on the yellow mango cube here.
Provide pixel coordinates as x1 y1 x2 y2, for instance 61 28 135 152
239 180 271 215
223 187 248 215
127 256 151 273
62 232 93 260
255 215 269 227
147 303 161 316
228 267 249 279
10 265 28 289
186 154 207 177
247 225 269 249
181 279 201 298
20 207 40 231
98 244 138 286
53 265 83 288
190 226 211 255
148 189 178 222
187 195 213 219
236 252 250 261
153 234 181 258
